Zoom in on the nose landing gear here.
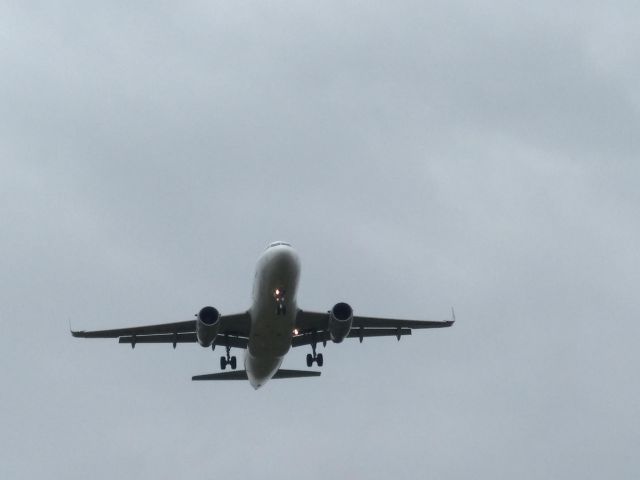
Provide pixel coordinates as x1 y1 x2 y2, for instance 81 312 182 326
276 301 287 316
274 289 287 315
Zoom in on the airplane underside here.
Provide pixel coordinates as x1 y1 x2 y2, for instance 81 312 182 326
71 241 454 389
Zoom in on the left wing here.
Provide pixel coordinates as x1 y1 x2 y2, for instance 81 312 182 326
71 312 251 348
293 309 454 346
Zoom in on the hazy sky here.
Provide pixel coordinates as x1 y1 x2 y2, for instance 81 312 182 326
1 2 639 478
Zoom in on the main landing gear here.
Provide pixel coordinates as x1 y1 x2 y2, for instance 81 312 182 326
306 353 323 367
306 336 324 367
220 343 237 370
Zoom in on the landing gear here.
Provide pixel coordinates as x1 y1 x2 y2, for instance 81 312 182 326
276 302 287 316
306 351 323 367
306 334 324 367
220 343 237 370
274 288 287 315
220 355 237 370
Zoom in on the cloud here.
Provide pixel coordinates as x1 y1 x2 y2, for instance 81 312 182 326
1 2 638 478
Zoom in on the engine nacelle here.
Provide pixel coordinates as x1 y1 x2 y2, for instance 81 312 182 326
329 302 353 343
196 306 221 347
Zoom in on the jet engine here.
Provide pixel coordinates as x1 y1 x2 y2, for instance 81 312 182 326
196 306 221 347
328 302 353 343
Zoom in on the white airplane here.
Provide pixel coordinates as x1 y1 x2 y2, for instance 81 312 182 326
72 242 454 389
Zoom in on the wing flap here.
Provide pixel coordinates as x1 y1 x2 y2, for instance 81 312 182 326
347 327 412 339
291 328 411 347
119 333 197 344
353 316 454 329
295 310 454 333
118 334 249 349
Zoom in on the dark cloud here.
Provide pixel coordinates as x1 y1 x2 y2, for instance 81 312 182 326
1 2 638 478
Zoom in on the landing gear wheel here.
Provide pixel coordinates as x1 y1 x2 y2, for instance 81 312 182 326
230 356 237 370
306 353 313 367
316 353 324 367
220 356 227 370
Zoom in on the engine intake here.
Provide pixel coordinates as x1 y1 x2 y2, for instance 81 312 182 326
329 302 353 343
196 306 221 347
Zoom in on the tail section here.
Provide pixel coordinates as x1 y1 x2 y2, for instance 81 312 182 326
192 369 321 381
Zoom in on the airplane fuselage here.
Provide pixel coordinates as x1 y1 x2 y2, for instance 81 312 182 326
246 243 300 389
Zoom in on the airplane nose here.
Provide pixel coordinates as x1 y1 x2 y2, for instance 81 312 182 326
272 246 299 270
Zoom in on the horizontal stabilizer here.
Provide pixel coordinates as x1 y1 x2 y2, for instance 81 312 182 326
193 371 248 381
272 369 321 379
192 369 321 381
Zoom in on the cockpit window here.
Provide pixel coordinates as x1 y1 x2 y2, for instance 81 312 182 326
267 241 292 248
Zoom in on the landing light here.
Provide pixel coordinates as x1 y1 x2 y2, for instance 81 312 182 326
293 329 299 335
275 289 280 295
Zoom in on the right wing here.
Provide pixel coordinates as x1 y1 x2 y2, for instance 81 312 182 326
71 312 251 348
294 309 454 346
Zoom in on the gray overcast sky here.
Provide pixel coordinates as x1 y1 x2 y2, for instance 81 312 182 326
1 1 639 478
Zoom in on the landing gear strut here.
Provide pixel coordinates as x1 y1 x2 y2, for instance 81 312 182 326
220 342 237 370
306 333 324 367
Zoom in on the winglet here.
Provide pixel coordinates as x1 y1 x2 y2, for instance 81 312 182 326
69 318 80 337
451 307 456 323
70 324 87 338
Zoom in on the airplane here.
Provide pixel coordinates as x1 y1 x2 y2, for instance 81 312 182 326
72 242 454 389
